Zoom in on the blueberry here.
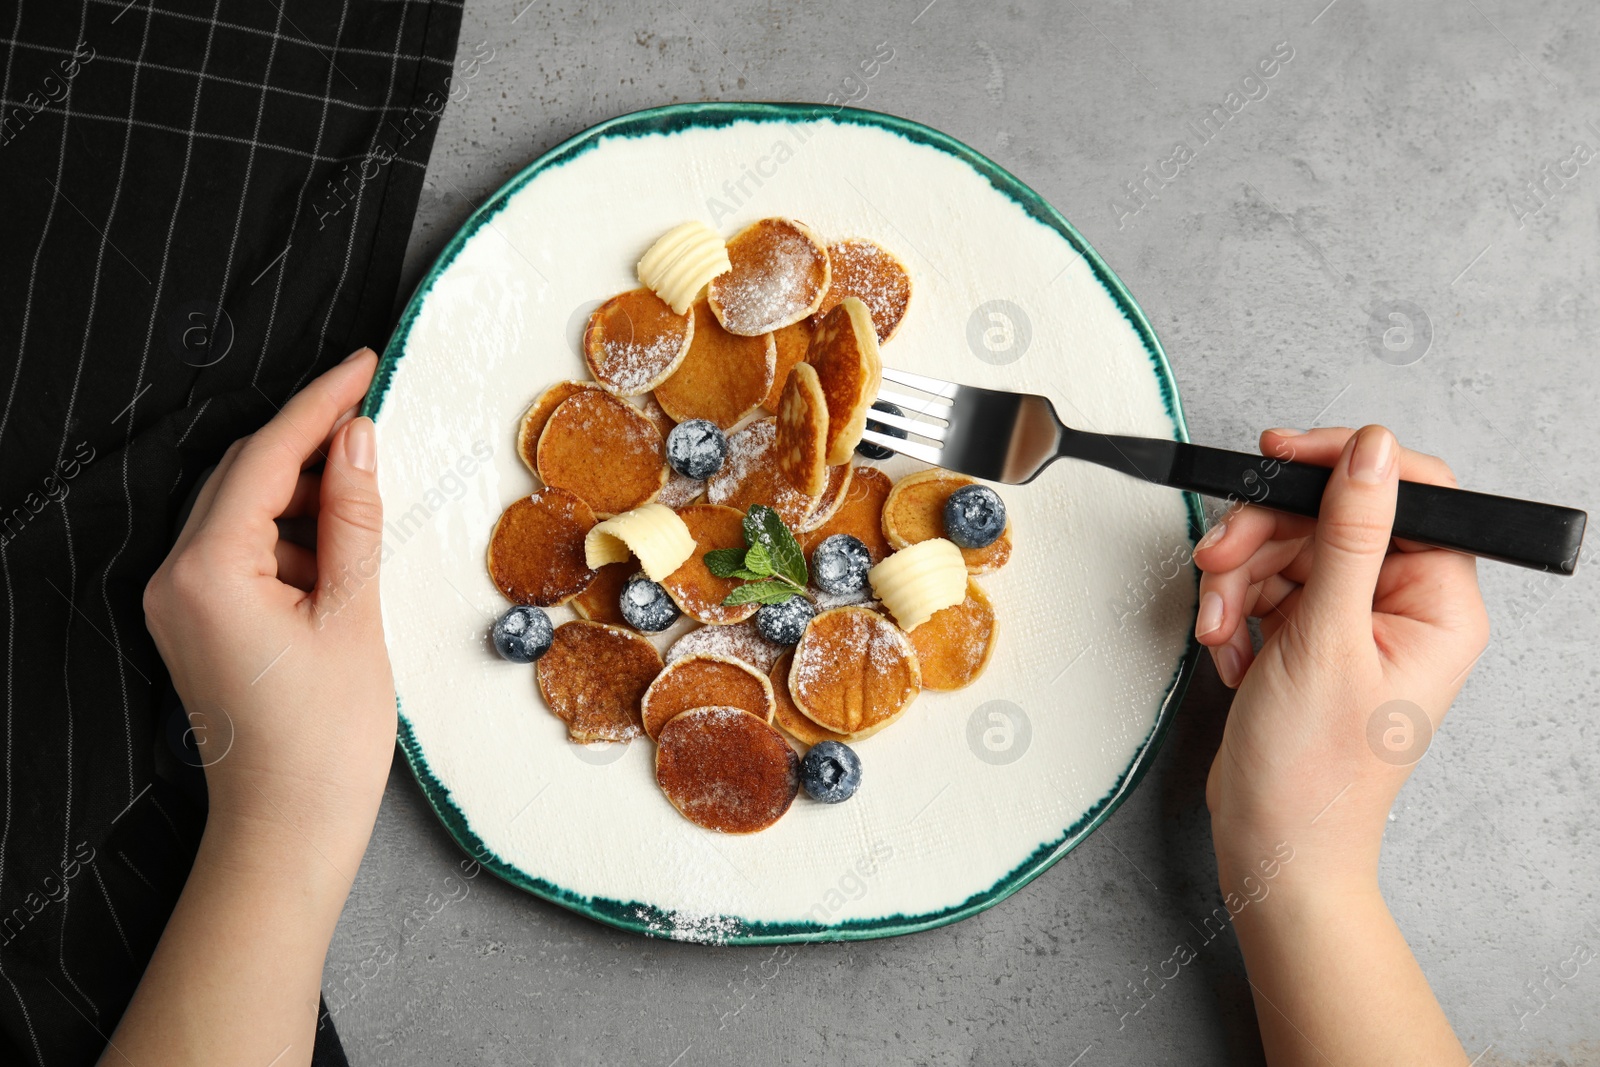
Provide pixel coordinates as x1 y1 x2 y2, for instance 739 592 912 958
943 483 1007 549
855 400 907 460
620 573 681 633
811 534 871 596
754 594 815 646
666 419 729 480
492 605 553 663
801 741 862 803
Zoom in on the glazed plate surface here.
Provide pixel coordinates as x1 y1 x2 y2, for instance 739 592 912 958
366 103 1201 943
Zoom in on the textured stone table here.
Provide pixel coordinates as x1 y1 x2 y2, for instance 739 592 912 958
326 1 1600 1062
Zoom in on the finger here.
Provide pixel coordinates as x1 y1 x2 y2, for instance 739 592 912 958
1296 425 1400 645
1212 622 1254 688
274 540 318 591
208 349 377 534
1193 503 1314 574
310 416 383 626
1260 426 1459 488
1195 537 1304 648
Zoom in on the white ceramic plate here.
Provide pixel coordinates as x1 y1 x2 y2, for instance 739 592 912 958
365 103 1201 944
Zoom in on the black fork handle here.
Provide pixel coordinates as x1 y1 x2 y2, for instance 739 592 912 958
1059 432 1587 574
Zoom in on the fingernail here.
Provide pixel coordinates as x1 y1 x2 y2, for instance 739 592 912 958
346 416 376 472
1216 645 1243 688
342 347 375 365
1266 427 1304 437
1196 591 1224 637
1196 522 1228 551
1348 426 1394 485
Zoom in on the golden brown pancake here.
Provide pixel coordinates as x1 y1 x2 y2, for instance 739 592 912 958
811 238 912 341
570 559 634 627
536 621 662 742
800 465 893 563
653 299 775 428
665 620 784 674
881 469 1012 574
707 217 831 336
536 389 667 518
769 652 850 749
655 706 800 833
907 580 997 690
704 417 821 529
762 319 813 413
635 392 677 438
486 488 598 607
806 298 882 464
583 287 694 396
641 654 775 740
790 607 920 739
661 504 760 625
774 363 829 497
517 380 596 474
795 461 852 534
656 471 704 509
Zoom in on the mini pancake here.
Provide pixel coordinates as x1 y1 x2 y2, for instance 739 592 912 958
655 706 800 834
811 238 913 341
800 465 893 563
661 504 760 625
707 217 831 336
656 471 704 509
704 417 821 529
806 297 882 464
790 606 920 739
641 653 774 740
652 299 775 428
583 287 694 396
762 319 813 413
635 393 677 438
881 469 1012 574
486 488 597 607
795 462 853 534
774 363 829 497
665 620 784 674
769 652 850 749
570 559 635 627
536 621 662 743
517 380 597 474
536 389 668 518
907 580 997 691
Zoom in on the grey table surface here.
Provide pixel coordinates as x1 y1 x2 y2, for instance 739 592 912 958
325 1 1600 1063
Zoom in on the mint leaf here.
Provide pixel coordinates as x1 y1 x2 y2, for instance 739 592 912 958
722 580 800 606
744 503 808 588
704 547 748 578
743 542 775 577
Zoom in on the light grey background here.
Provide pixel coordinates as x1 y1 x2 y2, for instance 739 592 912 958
327 1 1600 1063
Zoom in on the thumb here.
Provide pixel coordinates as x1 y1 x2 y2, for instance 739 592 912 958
1296 425 1398 644
313 416 384 626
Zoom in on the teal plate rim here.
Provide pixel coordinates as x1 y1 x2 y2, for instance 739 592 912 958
365 101 1205 945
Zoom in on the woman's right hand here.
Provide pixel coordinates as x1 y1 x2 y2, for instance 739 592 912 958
1192 425 1490 889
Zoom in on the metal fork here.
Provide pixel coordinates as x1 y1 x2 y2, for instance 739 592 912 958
864 366 1588 574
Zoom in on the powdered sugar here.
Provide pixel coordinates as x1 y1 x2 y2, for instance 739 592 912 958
710 220 827 334
666 620 785 674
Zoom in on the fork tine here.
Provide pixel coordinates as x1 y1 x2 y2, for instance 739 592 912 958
860 428 944 465
865 408 946 441
881 366 960 399
875 388 952 422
